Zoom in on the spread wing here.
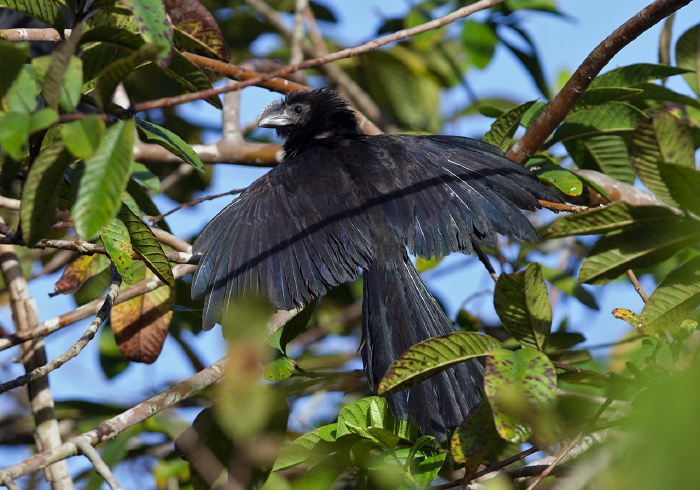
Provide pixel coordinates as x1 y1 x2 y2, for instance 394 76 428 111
192 157 374 330
355 134 561 259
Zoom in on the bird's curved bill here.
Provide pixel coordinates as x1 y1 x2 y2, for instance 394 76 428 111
258 100 289 128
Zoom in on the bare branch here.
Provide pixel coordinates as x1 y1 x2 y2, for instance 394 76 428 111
0 196 21 211
0 269 121 395
0 357 228 482
0 27 67 42
75 442 125 490
150 188 246 224
0 243 74 488
508 0 693 164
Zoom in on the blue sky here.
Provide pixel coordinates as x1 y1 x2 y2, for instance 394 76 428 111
1 0 699 484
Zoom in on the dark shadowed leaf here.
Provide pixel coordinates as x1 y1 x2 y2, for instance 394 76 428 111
118 204 175 287
94 43 161 110
551 102 646 145
483 100 537 151
565 134 635 184
0 0 64 29
658 164 700 216
461 20 497 69
20 143 73 246
379 332 502 396
165 0 231 61
494 263 552 351
484 348 556 443
135 117 203 171
0 40 28 103
450 398 500 476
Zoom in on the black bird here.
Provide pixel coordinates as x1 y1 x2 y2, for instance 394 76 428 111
192 89 561 441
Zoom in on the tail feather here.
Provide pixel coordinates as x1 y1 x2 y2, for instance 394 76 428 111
361 253 484 441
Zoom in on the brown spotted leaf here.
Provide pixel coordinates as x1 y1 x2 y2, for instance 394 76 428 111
450 398 500 477
52 254 111 296
378 332 502 396
164 0 231 61
484 348 557 443
110 265 173 363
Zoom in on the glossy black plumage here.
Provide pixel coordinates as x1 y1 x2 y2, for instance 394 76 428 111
192 89 561 440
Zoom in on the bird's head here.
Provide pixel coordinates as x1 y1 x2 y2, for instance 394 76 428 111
258 89 360 158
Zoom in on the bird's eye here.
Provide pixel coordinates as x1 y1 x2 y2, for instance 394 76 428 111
293 105 303 115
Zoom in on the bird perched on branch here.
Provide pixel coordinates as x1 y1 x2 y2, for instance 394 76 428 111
192 89 561 441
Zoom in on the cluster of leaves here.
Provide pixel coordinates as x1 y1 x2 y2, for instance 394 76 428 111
0 0 700 489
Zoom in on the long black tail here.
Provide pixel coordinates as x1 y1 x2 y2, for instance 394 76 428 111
361 252 484 441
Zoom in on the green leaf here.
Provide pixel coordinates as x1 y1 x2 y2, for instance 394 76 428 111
412 448 447 487
135 117 203 171
406 7 446 50
565 134 635 184
336 397 419 442
378 332 502 396
625 82 700 110
20 143 73 246
0 110 30 159
572 87 643 112
494 263 552 351
33 25 83 111
0 41 29 108
484 348 556 443
590 63 690 88
263 356 296 382
629 111 695 206
99 325 131 379
527 158 583 197
450 398 500 476
641 256 700 334
95 43 161 110
461 20 498 69
165 49 223 109
676 24 700 97
121 0 174 68
415 255 443 273
483 100 537 151
73 118 135 239
118 204 175 286
61 115 105 159
100 216 134 284
580 217 700 285
546 202 679 238
272 424 339 472
0 0 64 30
551 102 646 144
658 164 700 216
5 65 40 113
28 107 58 133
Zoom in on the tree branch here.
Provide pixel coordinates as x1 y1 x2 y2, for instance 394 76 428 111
0 243 74 488
508 0 693 163
0 268 121 395
0 356 228 483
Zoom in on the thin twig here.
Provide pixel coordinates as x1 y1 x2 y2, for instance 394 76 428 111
0 269 121 395
60 0 505 121
75 442 125 490
525 401 616 489
625 269 649 303
0 236 192 263
508 0 693 163
150 188 246 224
0 357 228 482
552 361 610 379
